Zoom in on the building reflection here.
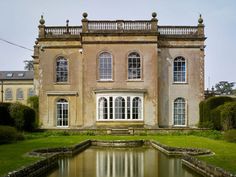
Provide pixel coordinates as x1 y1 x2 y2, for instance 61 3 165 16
47 147 202 177
96 149 144 177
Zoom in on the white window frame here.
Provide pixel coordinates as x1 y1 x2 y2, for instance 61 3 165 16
173 56 187 83
128 52 141 80
96 93 143 121
172 97 187 127
98 52 113 81
56 99 69 127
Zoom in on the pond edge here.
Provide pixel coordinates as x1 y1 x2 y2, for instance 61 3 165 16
5 140 236 177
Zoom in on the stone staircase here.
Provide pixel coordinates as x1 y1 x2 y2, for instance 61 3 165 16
110 128 131 135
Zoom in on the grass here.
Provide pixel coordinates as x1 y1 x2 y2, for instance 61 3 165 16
0 133 236 176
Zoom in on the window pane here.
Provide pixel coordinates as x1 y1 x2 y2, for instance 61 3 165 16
98 97 108 119
28 88 35 97
56 99 68 126
115 97 125 119
56 57 68 82
173 57 186 82
16 88 24 100
99 52 112 80
128 52 141 79
5 88 12 100
173 98 185 125
97 95 143 121
132 97 141 119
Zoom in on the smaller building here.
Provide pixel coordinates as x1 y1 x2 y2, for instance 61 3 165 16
0 71 34 105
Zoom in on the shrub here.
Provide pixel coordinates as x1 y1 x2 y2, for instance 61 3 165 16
198 121 214 129
27 96 39 127
220 102 236 131
224 129 236 142
0 103 14 126
9 103 36 131
211 106 222 130
199 96 234 129
0 125 24 144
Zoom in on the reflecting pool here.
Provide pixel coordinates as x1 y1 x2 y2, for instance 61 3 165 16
47 147 202 177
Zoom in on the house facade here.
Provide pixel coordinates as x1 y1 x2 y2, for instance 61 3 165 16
33 13 205 129
0 71 34 104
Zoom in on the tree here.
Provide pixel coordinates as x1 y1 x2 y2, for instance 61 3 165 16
24 60 34 71
215 81 235 95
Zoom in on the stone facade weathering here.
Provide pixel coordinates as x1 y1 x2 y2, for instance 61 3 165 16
33 13 205 129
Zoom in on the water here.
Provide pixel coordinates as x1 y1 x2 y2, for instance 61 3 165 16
47 146 202 177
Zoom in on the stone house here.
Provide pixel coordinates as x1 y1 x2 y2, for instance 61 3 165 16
33 13 205 129
0 71 34 104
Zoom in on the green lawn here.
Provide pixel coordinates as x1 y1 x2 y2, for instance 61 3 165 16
0 134 236 176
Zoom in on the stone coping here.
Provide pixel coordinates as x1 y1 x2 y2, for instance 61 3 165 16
5 140 236 177
149 140 235 177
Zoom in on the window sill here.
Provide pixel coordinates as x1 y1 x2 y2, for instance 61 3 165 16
172 125 187 127
56 126 69 128
54 82 70 85
126 79 144 82
172 82 188 85
96 119 144 121
97 80 114 82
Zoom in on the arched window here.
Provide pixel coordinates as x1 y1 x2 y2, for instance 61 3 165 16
128 52 141 79
98 97 108 119
56 99 68 127
173 56 186 82
16 88 24 100
99 52 112 80
132 97 142 119
115 97 125 119
28 88 35 97
5 88 12 100
56 57 68 82
173 98 186 126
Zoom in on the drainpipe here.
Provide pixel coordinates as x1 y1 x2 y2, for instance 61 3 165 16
1 80 3 103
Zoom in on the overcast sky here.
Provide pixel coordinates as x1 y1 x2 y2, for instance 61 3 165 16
0 0 235 89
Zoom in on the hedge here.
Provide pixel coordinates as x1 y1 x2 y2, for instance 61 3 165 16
220 102 236 130
0 125 24 144
0 103 14 126
9 103 36 131
0 103 36 131
27 96 39 127
199 96 233 123
199 96 236 130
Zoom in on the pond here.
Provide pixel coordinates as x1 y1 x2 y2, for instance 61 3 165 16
47 146 202 177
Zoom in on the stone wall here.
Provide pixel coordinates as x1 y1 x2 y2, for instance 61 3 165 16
6 139 235 177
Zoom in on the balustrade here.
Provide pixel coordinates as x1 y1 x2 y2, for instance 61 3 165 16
88 21 151 31
45 26 82 37
42 23 199 38
158 26 198 35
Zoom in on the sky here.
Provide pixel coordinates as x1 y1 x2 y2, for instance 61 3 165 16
0 0 235 89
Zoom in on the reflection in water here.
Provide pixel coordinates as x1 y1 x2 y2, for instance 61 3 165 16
47 147 202 177
96 149 143 177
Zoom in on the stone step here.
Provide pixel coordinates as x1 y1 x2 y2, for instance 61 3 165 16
110 129 130 135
